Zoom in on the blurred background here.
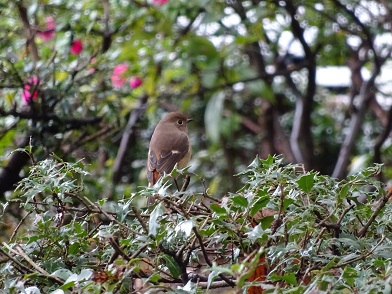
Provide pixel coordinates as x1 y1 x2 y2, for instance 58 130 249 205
0 0 391 211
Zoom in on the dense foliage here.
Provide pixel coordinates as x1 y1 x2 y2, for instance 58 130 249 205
1 154 392 293
1 0 392 292
0 0 392 201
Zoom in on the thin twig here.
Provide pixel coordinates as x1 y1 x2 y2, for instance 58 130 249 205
192 227 235 287
180 175 191 192
130 243 149 260
159 242 189 284
357 190 392 237
2 243 64 284
109 237 131 262
0 246 31 274
76 194 145 236
9 211 32 242
132 206 149 234
332 234 385 268
17 3 39 62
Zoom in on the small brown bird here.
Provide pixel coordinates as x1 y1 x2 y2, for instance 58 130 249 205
147 112 192 189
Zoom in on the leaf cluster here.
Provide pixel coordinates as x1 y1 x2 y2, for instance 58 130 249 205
1 155 392 293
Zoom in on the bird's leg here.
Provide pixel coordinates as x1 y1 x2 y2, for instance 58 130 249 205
174 179 180 191
180 175 190 192
175 175 190 192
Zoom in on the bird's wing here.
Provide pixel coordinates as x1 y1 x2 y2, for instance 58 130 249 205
147 133 189 184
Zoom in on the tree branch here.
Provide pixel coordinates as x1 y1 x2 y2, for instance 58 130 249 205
357 190 392 238
112 94 148 183
283 0 316 170
0 136 31 198
0 107 102 129
101 0 113 52
17 3 39 62
332 64 384 179
373 104 392 178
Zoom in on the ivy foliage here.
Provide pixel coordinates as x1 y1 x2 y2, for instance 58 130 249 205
1 154 392 293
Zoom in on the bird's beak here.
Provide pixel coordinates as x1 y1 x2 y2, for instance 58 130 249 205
186 118 193 123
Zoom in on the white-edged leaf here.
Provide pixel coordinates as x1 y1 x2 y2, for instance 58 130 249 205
149 202 164 237
175 219 194 238
25 287 41 294
78 269 93 281
50 269 73 280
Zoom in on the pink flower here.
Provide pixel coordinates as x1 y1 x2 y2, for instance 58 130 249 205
130 77 143 89
111 64 128 88
70 39 83 55
89 57 96 73
113 64 127 75
22 76 40 105
37 17 56 41
153 0 168 5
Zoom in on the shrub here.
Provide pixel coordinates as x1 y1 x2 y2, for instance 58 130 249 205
0 154 391 293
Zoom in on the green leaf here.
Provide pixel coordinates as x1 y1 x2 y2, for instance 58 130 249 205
247 80 274 102
296 173 315 193
64 273 78 284
206 265 233 290
246 223 265 243
250 197 269 217
338 182 350 199
60 281 75 291
51 269 73 280
60 272 78 290
162 255 181 278
283 198 295 210
207 270 220 290
337 253 359 266
270 273 297 286
147 273 161 283
231 196 248 208
68 242 80 255
201 70 218 88
210 203 227 215
322 257 338 271
282 273 297 286
260 216 274 230
342 267 357 287
261 154 275 166
182 36 219 69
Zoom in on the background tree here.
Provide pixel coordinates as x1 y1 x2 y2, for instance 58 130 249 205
1 0 392 201
1 0 391 205
1 0 392 292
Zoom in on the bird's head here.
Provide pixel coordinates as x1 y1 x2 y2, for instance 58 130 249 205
161 112 192 132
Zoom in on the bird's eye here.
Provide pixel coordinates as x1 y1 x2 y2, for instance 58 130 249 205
177 119 183 125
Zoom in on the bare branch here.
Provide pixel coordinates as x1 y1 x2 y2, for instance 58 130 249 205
357 190 392 237
17 4 39 62
112 95 148 183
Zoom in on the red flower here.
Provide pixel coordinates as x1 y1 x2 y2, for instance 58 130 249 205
130 77 143 89
37 17 56 41
153 0 168 5
70 39 83 55
22 76 40 105
111 64 128 88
